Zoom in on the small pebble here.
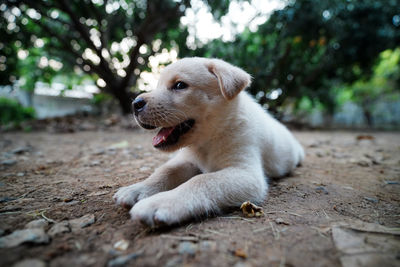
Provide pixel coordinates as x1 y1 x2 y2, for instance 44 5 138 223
384 180 399 185
178 241 197 256
113 239 129 251
69 214 95 232
12 259 46 267
315 186 329 194
364 196 379 203
275 218 290 225
107 252 141 267
1 159 17 166
25 219 48 229
0 228 50 248
199 240 217 252
10 146 31 154
48 221 70 237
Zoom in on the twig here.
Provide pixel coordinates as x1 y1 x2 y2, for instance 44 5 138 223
252 226 271 233
269 221 280 240
204 229 230 237
265 211 303 217
322 209 330 219
41 211 57 224
220 216 254 222
279 254 286 267
160 234 199 242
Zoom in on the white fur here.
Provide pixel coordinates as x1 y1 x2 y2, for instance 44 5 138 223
113 57 304 227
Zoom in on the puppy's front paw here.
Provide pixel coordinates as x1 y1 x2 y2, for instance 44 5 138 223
129 192 188 227
113 183 157 209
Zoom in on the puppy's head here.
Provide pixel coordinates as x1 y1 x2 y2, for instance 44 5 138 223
133 57 251 151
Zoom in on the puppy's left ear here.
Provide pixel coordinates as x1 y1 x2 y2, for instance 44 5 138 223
207 59 251 100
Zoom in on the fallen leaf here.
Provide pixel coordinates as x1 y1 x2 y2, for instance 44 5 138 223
234 248 247 259
240 201 264 218
356 135 375 141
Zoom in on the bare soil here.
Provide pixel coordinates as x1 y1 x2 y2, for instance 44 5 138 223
0 126 399 267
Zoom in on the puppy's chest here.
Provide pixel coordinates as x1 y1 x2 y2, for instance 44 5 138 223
192 147 233 173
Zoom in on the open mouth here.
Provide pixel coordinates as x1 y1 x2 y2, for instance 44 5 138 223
140 119 195 148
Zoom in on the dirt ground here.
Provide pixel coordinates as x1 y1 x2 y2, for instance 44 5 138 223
0 124 399 267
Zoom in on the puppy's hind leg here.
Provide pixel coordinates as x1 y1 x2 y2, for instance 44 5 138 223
130 166 267 227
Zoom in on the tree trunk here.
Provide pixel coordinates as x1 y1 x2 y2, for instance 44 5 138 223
110 86 134 115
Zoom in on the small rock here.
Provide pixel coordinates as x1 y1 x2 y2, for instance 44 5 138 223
1 159 17 166
89 160 101 166
199 240 217 252
356 160 371 167
25 219 48 229
107 252 141 267
0 228 50 248
178 241 197 256
10 146 31 154
364 197 379 203
139 166 151 172
113 239 129 251
48 221 70 237
384 180 399 185
165 256 182 267
12 259 46 267
315 186 329 194
69 214 95 232
233 262 252 267
17 172 25 177
92 149 105 155
275 218 290 225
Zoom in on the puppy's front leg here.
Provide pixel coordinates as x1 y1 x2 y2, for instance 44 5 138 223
130 167 268 227
114 151 201 209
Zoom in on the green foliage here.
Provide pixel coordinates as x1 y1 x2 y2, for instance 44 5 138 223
1 0 235 114
334 48 400 125
185 0 400 115
91 92 113 105
0 97 36 125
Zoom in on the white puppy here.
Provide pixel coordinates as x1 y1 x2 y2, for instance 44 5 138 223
113 57 304 227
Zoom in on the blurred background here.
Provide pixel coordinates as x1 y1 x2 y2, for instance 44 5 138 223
1 0 399 130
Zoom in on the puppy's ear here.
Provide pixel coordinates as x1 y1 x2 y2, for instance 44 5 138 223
207 59 251 100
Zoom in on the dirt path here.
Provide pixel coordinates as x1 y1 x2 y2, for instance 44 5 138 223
0 129 399 267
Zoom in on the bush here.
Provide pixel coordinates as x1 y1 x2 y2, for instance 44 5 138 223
0 97 36 125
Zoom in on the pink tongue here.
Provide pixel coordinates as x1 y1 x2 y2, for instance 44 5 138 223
152 127 175 146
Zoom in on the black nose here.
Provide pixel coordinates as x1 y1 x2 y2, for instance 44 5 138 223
133 97 147 115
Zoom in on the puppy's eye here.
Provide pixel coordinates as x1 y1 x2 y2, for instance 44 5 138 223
172 81 188 90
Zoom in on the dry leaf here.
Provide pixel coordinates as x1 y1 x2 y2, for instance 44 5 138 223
240 201 264 218
234 248 247 259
